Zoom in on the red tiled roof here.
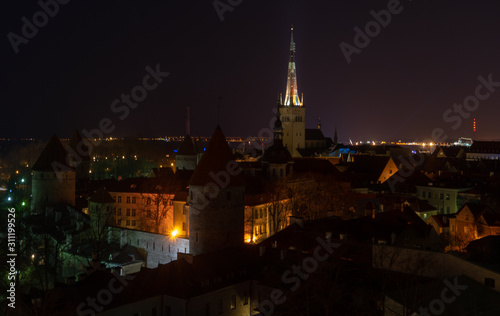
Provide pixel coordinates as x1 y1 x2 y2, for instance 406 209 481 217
189 126 245 187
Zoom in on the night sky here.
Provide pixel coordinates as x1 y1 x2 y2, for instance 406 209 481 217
2 0 500 142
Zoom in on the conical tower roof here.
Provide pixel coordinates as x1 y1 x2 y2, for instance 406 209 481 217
32 135 73 171
189 126 245 187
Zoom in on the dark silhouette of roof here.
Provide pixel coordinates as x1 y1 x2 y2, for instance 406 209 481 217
89 188 115 204
469 141 500 153
305 128 325 141
262 142 293 164
189 126 245 187
32 134 74 171
178 134 197 155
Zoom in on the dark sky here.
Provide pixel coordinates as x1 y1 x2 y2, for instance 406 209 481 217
2 0 500 143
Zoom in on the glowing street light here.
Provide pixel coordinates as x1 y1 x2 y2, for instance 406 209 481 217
171 229 179 237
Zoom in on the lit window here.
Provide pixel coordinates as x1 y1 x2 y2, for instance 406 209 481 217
126 196 130 204
117 196 122 203
243 291 248 305
132 220 136 226
230 295 236 310
126 209 130 216
132 197 136 204
132 209 136 216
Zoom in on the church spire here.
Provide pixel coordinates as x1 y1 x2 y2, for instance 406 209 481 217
284 26 302 107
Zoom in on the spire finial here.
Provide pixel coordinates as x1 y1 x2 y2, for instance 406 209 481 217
284 26 301 107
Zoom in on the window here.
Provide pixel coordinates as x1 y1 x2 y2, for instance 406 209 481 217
126 196 130 204
464 226 469 233
147 210 151 218
446 206 450 213
218 299 223 314
439 193 444 200
446 194 450 201
117 196 122 203
126 220 130 226
132 209 136 216
113 196 116 202
421 191 425 198
132 197 136 204
230 295 236 310
116 219 121 225
254 209 258 219
126 209 130 216
147 198 151 205
255 227 259 236
260 209 263 218
183 208 186 215
427 192 431 198
132 220 136 226
485 278 495 288
263 225 266 233
182 222 186 231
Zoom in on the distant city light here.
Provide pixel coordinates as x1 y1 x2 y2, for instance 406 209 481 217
7 197 11 201
21 178 25 183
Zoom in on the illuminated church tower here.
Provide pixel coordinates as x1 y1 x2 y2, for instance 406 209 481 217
280 26 305 157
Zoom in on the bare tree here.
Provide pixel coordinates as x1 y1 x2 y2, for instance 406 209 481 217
139 176 179 234
265 179 291 235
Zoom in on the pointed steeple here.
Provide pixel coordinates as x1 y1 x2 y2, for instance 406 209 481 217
284 26 302 107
